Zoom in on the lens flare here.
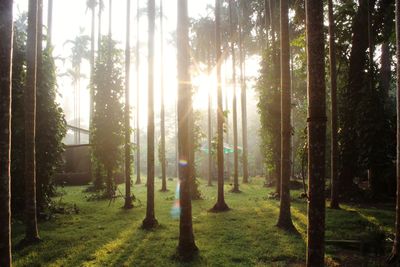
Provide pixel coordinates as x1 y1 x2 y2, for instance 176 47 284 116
170 181 181 219
179 159 188 166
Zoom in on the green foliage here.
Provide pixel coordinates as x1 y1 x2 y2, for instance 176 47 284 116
36 48 68 207
255 49 280 179
335 0 396 197
91 36 125 197
190 110 205 200
11 15 67 212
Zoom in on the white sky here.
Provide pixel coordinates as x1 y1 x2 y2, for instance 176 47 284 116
13 0 260 134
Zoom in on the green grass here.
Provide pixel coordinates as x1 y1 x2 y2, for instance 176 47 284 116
12 178 395 266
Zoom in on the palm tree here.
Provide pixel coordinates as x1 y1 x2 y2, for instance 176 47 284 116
238 1 249 185
229 0 240 193
64 32 90 144
277 0 295 231
24 0 40 244
389 0 400 263
124 0 133 209
0 1 14 265
305 0 326 265
135 0 141 185
142 0 158 229
177 0 198 259
211 0 229 212
160 0 167 192
328 0 339 210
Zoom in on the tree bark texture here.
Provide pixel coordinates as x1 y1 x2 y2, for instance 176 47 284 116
24 0 40 243
177 0 198 259
0 0 13 265
143 0 158 229
305 0 326 266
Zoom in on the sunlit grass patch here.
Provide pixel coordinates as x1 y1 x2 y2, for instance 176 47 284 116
11 177 395 266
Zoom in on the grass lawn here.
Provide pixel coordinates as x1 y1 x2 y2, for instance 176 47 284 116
12 177 395 266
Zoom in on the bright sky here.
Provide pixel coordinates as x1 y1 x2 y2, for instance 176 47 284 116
13 0 260 134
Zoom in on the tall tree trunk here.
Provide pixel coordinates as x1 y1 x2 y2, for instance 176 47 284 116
177 0 198 259
207 49 213 187
160 0 167 192
389 0 400 262
175 97 179 178
47 0 53 47
135 0 141 185
328 0 340 209
24 0 40 243
211 0 229 212
0 1 13 265
106 169 114 198
98 0 102 51
305 0 326 265
124 0 133 209
381 41 391 100
277 0 294 231
89 0 96 142
108 0 112 53
264 0 270 43
269 0 281 194
142 0 158 229
381 0 394 103
229 0 240 193
105 0 114 198
36 0 45 207
225 76 230 181
239 5 249 185
340 0 376 193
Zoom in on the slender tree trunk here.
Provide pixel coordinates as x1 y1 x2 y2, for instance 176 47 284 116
160 0 167 192
225 75 230 181
381 41 391 100
98 0 102 51
108 0 112 52
89 0 96 141
106 169 114 198
305 0 326 266
124 0 133 209
135 0 141 185
238 7 249 185
269 0 281 194
142 0 158 229
36 0 45 206
340 0 375 193
328 0 340 210
264 0 270 42
211 0 229 212
177 0 198 258
389 0 400 262
277 0 294 230
47 0 53 47
229 0 240 193
24 0 40 243
207 49 213 187
0 1 13 265
175 97 179 178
